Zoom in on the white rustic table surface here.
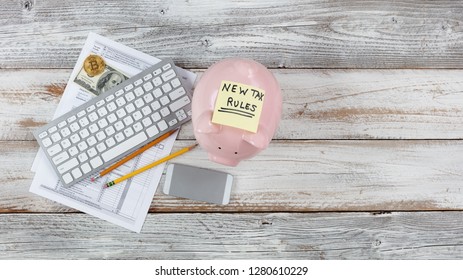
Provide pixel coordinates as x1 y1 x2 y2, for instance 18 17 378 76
1 0 463 259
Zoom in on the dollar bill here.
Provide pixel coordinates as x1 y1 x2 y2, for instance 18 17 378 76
74 60 128 96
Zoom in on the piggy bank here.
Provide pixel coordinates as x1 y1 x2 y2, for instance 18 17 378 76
192 58 282 166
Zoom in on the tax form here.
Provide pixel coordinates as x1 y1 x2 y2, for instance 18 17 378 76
30 32 196 232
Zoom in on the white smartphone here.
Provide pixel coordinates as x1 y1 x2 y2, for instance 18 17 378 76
163 163 234 205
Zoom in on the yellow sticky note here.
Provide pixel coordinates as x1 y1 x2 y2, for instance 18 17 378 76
212 80 265 133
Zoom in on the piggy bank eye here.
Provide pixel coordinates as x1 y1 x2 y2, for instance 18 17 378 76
234 152 238 154
218 147 221 149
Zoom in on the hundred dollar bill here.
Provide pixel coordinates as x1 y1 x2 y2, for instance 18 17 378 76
74 58 128 96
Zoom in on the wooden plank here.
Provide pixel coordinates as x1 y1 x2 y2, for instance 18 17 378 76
1 1 463 68
0 212 462 259
3 140 463 213
2 69 463 141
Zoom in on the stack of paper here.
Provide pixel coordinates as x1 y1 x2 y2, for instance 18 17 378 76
30 33 196 232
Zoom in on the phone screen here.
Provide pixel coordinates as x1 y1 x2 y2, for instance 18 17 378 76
163 164 233 205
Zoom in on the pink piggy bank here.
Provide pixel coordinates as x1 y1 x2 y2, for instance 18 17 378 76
192 58 282 166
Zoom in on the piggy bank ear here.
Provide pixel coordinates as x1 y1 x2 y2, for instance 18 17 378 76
242 126 270 150
195 111 222 134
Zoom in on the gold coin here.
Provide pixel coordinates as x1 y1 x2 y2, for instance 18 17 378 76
83 55 105 77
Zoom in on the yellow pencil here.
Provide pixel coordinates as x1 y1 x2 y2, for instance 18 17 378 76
104 143 198 188
91 130 177 182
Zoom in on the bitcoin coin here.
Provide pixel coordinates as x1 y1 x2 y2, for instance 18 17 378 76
83 54 105 77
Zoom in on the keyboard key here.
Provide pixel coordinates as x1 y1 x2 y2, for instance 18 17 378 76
151 112 161 122
153 68 162 76
143 81 153 91
78 153 88 163
101 132 148 162
162 63 172 71
90 156 103 169
70 134 80 144
77 110 86 117
124 84 134 91
87 136 97 146
88 112 98 122
86 105 96 112
169 87 186 101
48 126 57 134
70 122 80 132
72 168 83 179
115 89 124 96
160 96 170 106
134 79 143 86
153 88 163 98
116 108 127 118
116 97 126 107
42 137 52 148
97 118 108 129
153 77 162 87
169 96 191 112
69 146 78 157
52 151 69 165
133 111 142 121
123 115 134 126
79 117 89 127
89 124 99 134
107 113 117 123
87 147 97 158
123 127 134 137
105 137 116 148
126 91 135 102
143 73 153 81
142 117 152 127
114 132 125 142
160 107 170 117
143 93 154 103
162 83 172 93
141 106 152 116
96 131 106 141
60 127 71 138
58 121 67 128
105 94 115 102
57 158 78 174
133 122 143 132
171 78 181 88
61 139 71 149
62 173 73 184
105 126 115 136
38 131 48 139
151 100 161 111
168 119 178 127
79 128 90 139
134 87 144 97
107 102 117 112
114 121 124 131
96 100 105 107
134 98 145 108
96 142 107 153
157 120 168 131
161 69 176 82
51 132 62 142
97 107 108 117
146 125 159 137
77 141 88 152
81 163 91 174
125 103 136 114
67 115 77 123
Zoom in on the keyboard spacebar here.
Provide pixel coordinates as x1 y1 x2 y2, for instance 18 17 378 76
102 132 148 162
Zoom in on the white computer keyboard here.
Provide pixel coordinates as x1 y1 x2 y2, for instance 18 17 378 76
34 58 192 187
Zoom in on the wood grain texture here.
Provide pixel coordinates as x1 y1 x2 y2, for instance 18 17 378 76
0 212 462 259
1 1 463 69
2 69 463 141
3 140 463 213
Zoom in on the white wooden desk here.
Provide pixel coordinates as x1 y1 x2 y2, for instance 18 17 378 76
1 0 463 259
